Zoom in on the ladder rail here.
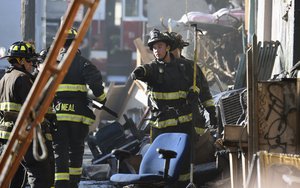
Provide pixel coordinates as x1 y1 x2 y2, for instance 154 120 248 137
0 0 100 187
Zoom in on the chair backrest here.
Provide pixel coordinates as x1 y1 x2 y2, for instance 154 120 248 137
95 121 125 153
139 133 190 181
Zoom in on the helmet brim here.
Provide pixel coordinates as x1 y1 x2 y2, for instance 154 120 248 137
148 39 172 50
0 55 14 60
0 54 38 61
183 42 189 47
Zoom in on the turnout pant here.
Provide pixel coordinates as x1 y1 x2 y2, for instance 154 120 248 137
53 121 89 188
0 140 54 188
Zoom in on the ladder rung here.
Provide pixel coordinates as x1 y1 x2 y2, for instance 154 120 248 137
47 65 60 74
79 0 95 6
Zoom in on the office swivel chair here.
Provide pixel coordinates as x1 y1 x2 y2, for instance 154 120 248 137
110 132 190 188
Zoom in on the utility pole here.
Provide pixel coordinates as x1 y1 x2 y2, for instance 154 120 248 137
21 0 35 42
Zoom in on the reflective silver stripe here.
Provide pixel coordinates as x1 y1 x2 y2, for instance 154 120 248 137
56 114 95 126
150 113 193 128
0 102 21 111
203 99 214 107
69 167 82 175
0 130 10 139
56 84 88 92
150 90 187 100
55 173 69 181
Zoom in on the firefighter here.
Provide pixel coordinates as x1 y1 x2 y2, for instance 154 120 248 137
0 41 54 187
167 31 190 59
36 47 57 188
167 31 218 131
131 28 206 186
167 31 218 165
52 27 106 188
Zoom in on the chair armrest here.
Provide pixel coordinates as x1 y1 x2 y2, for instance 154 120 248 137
156 148 177 179
156 148 177 159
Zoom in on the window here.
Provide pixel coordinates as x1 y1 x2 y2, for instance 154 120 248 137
125 0 139 17
122 0 147 21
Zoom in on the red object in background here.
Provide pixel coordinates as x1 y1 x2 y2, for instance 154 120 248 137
90 20 107 50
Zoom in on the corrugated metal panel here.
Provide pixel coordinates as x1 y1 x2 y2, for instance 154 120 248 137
257 40 280 81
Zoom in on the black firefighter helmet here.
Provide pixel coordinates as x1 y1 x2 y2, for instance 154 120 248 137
66 27 78 40
64 27 78 47
0 41 38 64
52 27 78 47
168 32 189 50
147 28 174 51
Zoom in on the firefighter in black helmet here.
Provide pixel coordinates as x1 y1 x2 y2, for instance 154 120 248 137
167 31 218 131
52 27 106 188
0 41 54 187
167 32 190 58
131 28 203 186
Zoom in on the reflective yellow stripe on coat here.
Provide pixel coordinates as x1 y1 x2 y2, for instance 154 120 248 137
56 84 88 92
97 93 106 102
203 99 214 107
150 90 188 100
55 172 69 181
56 113 95 126
69 167 82 175
0 102 21 111
149 113 193 128
0 130 10 139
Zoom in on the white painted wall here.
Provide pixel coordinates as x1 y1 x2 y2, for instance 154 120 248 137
256 0 272 42
253 0 295 75
271 0 294 74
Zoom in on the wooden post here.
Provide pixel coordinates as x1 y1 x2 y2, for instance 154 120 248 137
246 45 253 163
251 34 259 156
247 34 258 164
21 0 35 42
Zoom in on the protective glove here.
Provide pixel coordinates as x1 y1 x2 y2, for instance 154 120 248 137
100 97 107 106
206 106 217 126
187 89 199 105
96 93 107 106
131 66 145 80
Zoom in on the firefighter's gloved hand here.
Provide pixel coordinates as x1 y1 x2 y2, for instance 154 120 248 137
96 93 107 106
206 106 217 127
99 97 107 106
131 66 145 80
187 89 199 104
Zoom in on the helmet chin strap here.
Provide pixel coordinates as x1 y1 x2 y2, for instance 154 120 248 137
16 58 33 73
15 58 25 65
157 51 169 62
